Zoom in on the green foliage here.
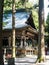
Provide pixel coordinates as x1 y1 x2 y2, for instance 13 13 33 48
20 0 26 5
31 0 39 30
46 14 49 33
45 14 49 45
32 9 38 29
3 22 8 27
4 0 12 11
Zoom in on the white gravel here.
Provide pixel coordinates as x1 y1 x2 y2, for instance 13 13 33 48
4 55 49 65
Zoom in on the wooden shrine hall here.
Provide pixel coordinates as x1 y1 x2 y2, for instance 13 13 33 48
2 9 38 58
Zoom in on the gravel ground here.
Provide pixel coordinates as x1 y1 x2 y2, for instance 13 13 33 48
4 55 49 65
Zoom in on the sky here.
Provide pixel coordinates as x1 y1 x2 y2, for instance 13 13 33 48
44 0 49 21
29 0 38 5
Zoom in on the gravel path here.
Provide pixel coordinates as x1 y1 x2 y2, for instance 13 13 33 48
4 55 49 65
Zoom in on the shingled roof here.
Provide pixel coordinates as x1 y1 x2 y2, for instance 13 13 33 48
3 9 36 29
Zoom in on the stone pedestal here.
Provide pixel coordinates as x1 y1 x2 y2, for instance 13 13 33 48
8 58 15 65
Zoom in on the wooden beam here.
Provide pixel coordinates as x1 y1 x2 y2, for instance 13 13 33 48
28 27 38 34
26 32 34 37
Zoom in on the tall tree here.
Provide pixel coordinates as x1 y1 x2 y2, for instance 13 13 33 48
37 0 45 62
0 0 4 65
12 0 16 58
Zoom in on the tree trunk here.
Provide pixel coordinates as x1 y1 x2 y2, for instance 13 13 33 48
37 0 45 62
0 0 4 65
12 0 16 58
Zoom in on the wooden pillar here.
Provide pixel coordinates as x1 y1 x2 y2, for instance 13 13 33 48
24 36 27 56
8 36 11 47
21 36 23 48
3 48 6 63
24 37 27 47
